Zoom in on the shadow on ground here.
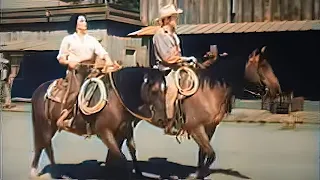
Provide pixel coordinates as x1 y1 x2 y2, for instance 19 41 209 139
39 157 250 180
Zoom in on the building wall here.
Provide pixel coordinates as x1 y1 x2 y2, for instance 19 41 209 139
174 31 319 100
7 20 143 98
141 0 320 25
1 0 102 9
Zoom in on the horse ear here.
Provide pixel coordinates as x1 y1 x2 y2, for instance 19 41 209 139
143 74 149 84
261 46 267 53
248 49 256 60
248 49 260 63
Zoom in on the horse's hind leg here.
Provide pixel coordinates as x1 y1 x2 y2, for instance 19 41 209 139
198 125 217 170
189 125 216 179
30 111 57 178
45 141 56 165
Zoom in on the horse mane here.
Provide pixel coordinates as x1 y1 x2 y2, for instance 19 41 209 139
196 53 251 96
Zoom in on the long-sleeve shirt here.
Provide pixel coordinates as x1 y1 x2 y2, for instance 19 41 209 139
57 32 109 63
152 27 182 71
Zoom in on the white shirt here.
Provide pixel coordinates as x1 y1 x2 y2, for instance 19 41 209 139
57 32 108 63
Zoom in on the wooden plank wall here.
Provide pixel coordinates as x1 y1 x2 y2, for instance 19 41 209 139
0 30 148 67
105 35 148 67
234 0 320 22
141 0 320 25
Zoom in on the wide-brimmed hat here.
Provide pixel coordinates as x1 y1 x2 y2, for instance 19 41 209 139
155 4 183 22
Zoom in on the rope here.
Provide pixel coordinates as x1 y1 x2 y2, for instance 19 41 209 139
244 88 261 97
78 75 107 115
174 66 199 97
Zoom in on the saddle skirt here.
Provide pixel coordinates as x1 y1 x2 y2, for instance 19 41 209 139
45 78 68 103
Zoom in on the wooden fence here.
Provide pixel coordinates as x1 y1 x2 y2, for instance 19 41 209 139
141 0 320 25
0 30 148 67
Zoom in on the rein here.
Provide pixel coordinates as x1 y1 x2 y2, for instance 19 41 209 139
107 72 154 123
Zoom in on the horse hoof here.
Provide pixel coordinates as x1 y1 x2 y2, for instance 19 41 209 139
186 173 198 180
29 168 39 179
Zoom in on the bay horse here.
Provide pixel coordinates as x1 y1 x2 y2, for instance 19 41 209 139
124 46 281 179
29 63 167 179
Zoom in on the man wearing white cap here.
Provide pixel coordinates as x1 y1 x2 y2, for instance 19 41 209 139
153 4 196 135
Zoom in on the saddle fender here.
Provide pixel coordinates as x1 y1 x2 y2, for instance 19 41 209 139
174 66 199 97
78 76 108 115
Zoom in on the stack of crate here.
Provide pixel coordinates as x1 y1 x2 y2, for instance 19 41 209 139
261 92 294 114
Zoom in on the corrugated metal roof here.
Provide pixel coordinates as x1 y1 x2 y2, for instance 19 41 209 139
127 20 320 37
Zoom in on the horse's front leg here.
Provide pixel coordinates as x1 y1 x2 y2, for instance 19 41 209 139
99 128 131 179
126 120 143 178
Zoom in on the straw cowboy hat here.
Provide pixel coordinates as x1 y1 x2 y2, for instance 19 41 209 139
155 4 183 22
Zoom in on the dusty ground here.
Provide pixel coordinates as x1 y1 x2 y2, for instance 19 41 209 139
0 110 319 180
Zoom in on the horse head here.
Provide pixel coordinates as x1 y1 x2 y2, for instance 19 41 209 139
244 46 281 99
140 70 167 123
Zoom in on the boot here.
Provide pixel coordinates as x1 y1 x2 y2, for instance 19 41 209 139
164 119 179 135
56 109 73 130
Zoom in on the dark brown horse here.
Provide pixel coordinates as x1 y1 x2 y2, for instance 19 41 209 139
29 64 167 179
125 46 281 179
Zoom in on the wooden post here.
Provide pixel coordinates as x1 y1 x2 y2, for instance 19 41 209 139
301 0 313 20
140 0 148 25
272 0 281 21
315 0 320 19
254 0 264 21
292 0 302 20
264 0 272 21
200 0 209 23
234 0 244 22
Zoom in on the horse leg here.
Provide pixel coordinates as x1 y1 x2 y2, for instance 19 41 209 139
126 121 143 178
45 141 56 165
100 129 131 179
30 126 57 178
30 147 43 178
189 125 216 179
202 125 217 168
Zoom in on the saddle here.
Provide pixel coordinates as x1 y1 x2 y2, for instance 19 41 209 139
45 78 69 104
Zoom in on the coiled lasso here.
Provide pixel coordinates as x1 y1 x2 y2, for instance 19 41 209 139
78 76 107 115
174 66 199 97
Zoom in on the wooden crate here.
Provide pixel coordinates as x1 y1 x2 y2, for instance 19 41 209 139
262 92 293 114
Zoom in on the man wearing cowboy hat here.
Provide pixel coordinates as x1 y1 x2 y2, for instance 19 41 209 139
153 4 197 135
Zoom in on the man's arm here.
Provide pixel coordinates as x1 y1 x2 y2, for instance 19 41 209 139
93 39 114 66
153 33 181 64
56 37 69 66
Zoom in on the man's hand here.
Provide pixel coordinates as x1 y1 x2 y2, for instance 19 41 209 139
68 60 79 69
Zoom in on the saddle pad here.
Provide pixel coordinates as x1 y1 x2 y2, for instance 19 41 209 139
110 67 161 120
